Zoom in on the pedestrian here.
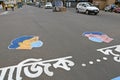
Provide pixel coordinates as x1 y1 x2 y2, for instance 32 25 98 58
11 4 14 11
38 2 41 8
0 3 3 10
111 4 116 12
5 4 8 11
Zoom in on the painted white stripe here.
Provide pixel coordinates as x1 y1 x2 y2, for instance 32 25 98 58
0 11 9 15
89 61 94 64
103 57 108 60
81 63 86 67
96 59 101 62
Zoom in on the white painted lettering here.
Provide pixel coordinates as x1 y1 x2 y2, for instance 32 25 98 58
0 56 75 80
97 45 120 62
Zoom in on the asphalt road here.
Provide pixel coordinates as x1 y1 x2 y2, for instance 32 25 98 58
0 5 120 80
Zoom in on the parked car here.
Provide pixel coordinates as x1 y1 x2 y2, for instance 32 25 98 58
45 2 53 9
113 7 120 13
76 2 99 15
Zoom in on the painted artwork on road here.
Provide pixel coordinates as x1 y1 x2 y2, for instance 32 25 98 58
112 76 120 80
0 11 9 15
0 56 74 80
97 45 120 62
8 35 43 50
82 31 113 43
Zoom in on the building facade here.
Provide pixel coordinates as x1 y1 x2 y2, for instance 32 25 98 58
56 0 116 9
93 0 116 9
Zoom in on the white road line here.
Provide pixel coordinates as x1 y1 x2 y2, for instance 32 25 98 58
103 57 108 60
96 59 101 62
81 57 108 67
81 63 86 67
89 61 94 64
0 11 9 15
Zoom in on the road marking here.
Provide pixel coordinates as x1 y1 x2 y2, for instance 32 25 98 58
96 59 101 62
82 31 113 43
0 56 74 80
89 61 94 64
81 63 86 67
97 45 120 62
112 76 120 80
8 35 43 50
103 57 108 60
81 57 108 67
0 11 9 15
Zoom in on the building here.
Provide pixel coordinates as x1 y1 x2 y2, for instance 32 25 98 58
53 0 116 9
93 0 116 9
26 0 116 9
0 0 4 9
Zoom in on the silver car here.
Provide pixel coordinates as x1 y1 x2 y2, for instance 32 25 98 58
45 2 53 9
76 2 99 15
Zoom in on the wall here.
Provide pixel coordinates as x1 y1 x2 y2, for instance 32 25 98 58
93 0 116 9
106 0 115 5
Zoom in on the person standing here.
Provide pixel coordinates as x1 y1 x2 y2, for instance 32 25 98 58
38 2 41 8
0 3 3 10
5 4 8 11
11 4 14 11
111 4 116 12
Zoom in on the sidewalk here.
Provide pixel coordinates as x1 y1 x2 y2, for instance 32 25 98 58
0 9 4 13
0 9 9 15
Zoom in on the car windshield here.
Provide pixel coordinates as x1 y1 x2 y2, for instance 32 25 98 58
86 2 94 7
46 2 52 5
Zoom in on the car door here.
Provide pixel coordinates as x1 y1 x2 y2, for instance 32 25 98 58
77 3 83 12
81 3 87 12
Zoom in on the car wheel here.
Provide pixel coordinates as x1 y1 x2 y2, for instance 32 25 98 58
105 10 107 12
85 10 89 15
94 13 98 15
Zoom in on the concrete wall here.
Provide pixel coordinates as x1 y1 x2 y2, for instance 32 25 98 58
106 0 115 5
93 0 116 9
93 0 106 9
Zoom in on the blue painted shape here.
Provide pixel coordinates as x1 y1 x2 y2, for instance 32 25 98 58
8 35 44 50
8 35 34 49
112 76 120 80
82 31 104 36
89 37 103 43
31 41 43 48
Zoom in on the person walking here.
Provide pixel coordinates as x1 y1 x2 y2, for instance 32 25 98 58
38 2 41 8
111 4 116 12
5 4 8 11
11 4 14 11
0 3 3 10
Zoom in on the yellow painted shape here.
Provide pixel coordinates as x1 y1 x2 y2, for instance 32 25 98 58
17 36 39 50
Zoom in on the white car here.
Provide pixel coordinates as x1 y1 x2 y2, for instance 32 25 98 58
45 2 53 9
76 2 99 15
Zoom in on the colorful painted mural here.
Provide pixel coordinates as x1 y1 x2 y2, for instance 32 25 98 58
112 76 120 80
82 31 113 43
8 35 43 50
